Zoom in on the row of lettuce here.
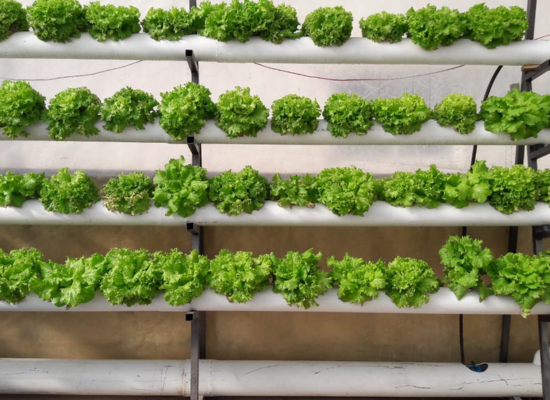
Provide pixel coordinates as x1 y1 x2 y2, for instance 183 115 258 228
2 80 549 142
2 158 549 217
0 0 527 49
1 236 548 317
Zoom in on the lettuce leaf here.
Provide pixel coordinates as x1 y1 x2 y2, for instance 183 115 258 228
271 94 320 135
323 93 374 138
0 171 44 207
216 86 268 139
0 248 43 304
302 6 353 47
142 7 196 41
85 2 140 42
0 0 29 41
0 80 45 139
102 172 153 215
373 93 432 135
27 0 86 43
359 11 407 43
434 93 478 134
406 5 466 50
488 164 537 214
270 173 317 208
101 87 158 133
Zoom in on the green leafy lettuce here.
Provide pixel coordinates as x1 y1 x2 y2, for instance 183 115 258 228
39 168 100 214
30 254 107 308
316 167 375 216
327 254 386 304
216 86 268 139
100 87 159 133
102 172 153 215
386 257 441 308
406 5 466 50
488 164 537 214
271 94 320 135
156 249 209 306
101 248 161 306
0 171 44 207
153 156 209 218
0 248 43 304
302 6 353 47
443 160 492 208
439 235 493 300
373 93 432 135
43 87 101 141
465 4 528 49
85 2 140 42
481 89 550 141
272 249 331 309
270 173 317 208
209 166 269 215
27 0 86 42
434 94 478 134
0 0 29 41
359 12 407 43
142 7 196 41
159 82 217 140
535 169 550 204
323 93 374 138
208 249 271 303
0 80 45 139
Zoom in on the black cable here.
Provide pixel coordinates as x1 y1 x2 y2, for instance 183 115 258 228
459 314 465 365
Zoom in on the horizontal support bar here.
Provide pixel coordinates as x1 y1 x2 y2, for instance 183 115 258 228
1 34 549 65
530 144 550 160
3 289 550 315
0 359 542 397
525 59 550 82
1 200 549 227
3 120 550 146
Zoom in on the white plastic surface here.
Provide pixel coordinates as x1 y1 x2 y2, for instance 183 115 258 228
0 358 542 397
1 33 550 65
3 289 550 315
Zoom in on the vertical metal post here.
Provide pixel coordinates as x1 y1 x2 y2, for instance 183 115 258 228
186 50 199 85
539 315 550 400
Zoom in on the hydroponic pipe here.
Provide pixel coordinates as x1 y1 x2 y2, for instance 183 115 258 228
0 358 542 397
1 201 550 227
1 34 550 65
4 289 550 315
3 120 550 146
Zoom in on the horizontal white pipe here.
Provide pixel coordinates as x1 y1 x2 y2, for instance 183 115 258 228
1 200 549 226
1 33 549 65
0 358 542 397
3 289 550 315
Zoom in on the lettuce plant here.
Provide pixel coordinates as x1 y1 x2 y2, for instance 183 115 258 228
302 6 353 47
434 94 478 134
27 0 86 42
488 164 537 214
535 169 550 204
465 4 528 49
156 249 210 306
209 250 271 303
440 235 493 300
316 166 375 216
481 89 550 141
0 0 29 41
359 12 407 43
0 80 45 139
443 160 492 208
42 87 101 141
323 93 374 138
100 87 159 133
0 172 44 207
270 173 317 208
142 7 196 41
209 166 269 215
271 249 331 309
406 5 466 50
386 257 441 308
85 2 140 42
328 254 386 305
0 248 43 304
30 254 107 308
159 82 217 140
101 248 161 306
102 172 153 215
260 3 299 44
271 94 320 135
373 93 432 135
153 157 209 218
39 168 100 214
216 86 268 139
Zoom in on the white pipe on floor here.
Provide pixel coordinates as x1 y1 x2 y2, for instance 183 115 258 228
3 120 550 146
1 200 549 227
3 289 550 315
1 33 549 65
0 359 542 397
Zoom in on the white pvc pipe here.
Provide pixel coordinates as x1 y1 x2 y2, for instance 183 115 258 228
0 358 542 397
1 33 549 65
3 289 550 315
4 120 550 146
1 200 549 227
